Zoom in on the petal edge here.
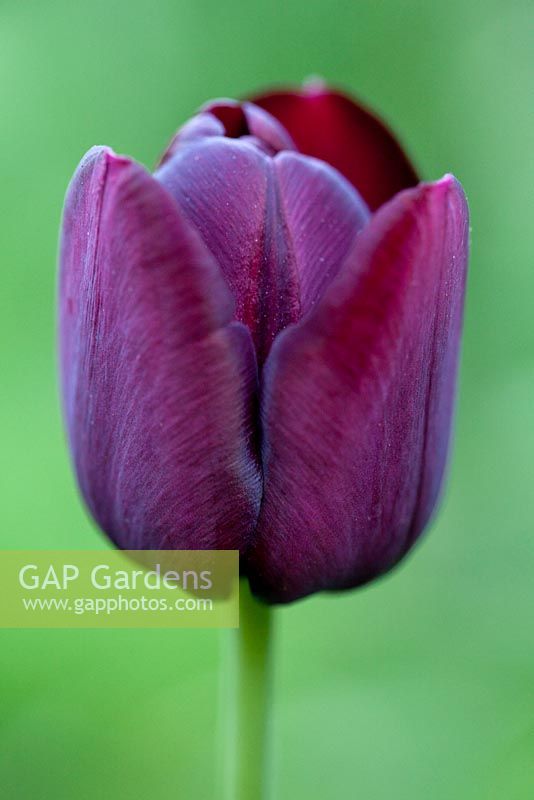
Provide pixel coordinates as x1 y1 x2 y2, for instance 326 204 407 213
251 85 419 210
248 176 469 603
59 147 262 551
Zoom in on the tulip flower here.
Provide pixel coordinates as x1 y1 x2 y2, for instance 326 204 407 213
59 84 469 605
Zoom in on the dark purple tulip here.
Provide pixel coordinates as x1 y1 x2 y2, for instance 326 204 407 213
59 84 469 603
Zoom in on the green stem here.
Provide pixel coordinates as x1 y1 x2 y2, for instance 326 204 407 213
218 578 273 800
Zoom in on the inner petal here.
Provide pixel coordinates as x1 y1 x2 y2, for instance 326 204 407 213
274 151 370 313
155 138 370 363
204 99 297 154
156 139 297 364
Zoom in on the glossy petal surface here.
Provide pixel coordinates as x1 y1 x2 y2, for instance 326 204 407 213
248 176 469 602
59 146 261 550
252 85 419 210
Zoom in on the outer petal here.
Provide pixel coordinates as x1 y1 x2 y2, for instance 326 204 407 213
252 84 419 210
248 176 469 603
59 146 261 550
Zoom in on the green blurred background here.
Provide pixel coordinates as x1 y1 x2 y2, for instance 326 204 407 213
1 0 533 797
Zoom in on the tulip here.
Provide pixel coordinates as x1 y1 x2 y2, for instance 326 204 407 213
59 83 469 605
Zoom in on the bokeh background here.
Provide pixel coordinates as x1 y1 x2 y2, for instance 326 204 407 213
1 0 533 797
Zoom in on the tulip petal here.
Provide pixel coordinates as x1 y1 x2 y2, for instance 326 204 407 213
155 140 369 361
59 146 262 550
156 138 294 364
205 100 297 153
274 151 370 313
158 112 225 165
248 176 469 603
252 85 419 210
158 100 295 167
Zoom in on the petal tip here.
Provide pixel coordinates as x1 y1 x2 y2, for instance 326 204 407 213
432 173 466 198
301 74 328 95
71 146 133 192
431 174 469 222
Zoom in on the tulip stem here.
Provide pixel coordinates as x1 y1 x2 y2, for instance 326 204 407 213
218 578 273 800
